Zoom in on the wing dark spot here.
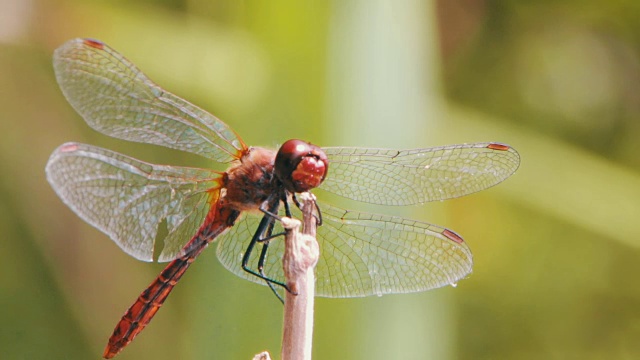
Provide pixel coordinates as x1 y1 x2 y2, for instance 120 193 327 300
60 143 79 153
83 38 105 49
443 229 464 244
486 143 510 151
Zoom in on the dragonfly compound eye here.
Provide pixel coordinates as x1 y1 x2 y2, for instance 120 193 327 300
275 139 329 193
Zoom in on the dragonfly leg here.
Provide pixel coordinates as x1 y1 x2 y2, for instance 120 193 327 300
257 231 286 243
259 207 281 221
291 192 323 226
291 192 301 212
283 191 293 217
257 228 285 303
314 199 323 226
241 196 292 294
251 192 295 242
241 231 291 294
255 212 289 303
256 196 288 242
255 200 287 242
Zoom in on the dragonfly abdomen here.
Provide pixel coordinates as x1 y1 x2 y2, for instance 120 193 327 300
103 205 240 359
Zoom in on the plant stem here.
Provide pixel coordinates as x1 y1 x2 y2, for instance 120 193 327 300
281 192 319 360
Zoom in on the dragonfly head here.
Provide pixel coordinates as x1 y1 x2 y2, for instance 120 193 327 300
275 139 328 193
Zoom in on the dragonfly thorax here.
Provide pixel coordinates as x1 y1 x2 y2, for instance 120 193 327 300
223 146 281 212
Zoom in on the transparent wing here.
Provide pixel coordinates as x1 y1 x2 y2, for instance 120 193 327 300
216 201 473 297
45 142 222 262
321 142 520 205
53 38 246 163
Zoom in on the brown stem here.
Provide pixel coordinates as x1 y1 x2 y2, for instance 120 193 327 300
280 192 319 360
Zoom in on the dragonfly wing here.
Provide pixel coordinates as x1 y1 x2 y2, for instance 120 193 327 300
53 38 246 163
321 143 520 205
314 201 472 297
215 201 472 298
45 142 222 262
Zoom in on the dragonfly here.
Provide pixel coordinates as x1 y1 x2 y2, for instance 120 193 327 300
45 38 520 359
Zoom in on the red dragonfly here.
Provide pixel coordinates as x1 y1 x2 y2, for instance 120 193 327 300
45 38 520 358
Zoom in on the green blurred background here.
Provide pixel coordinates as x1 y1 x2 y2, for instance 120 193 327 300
2 0 640 359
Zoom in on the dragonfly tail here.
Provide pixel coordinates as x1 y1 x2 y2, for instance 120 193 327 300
103 205 240 359
103 255 194 358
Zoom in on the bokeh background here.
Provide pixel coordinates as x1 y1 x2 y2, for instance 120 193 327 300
2 0 640 359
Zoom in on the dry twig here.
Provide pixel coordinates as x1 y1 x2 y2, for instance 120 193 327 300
281 192 319 360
